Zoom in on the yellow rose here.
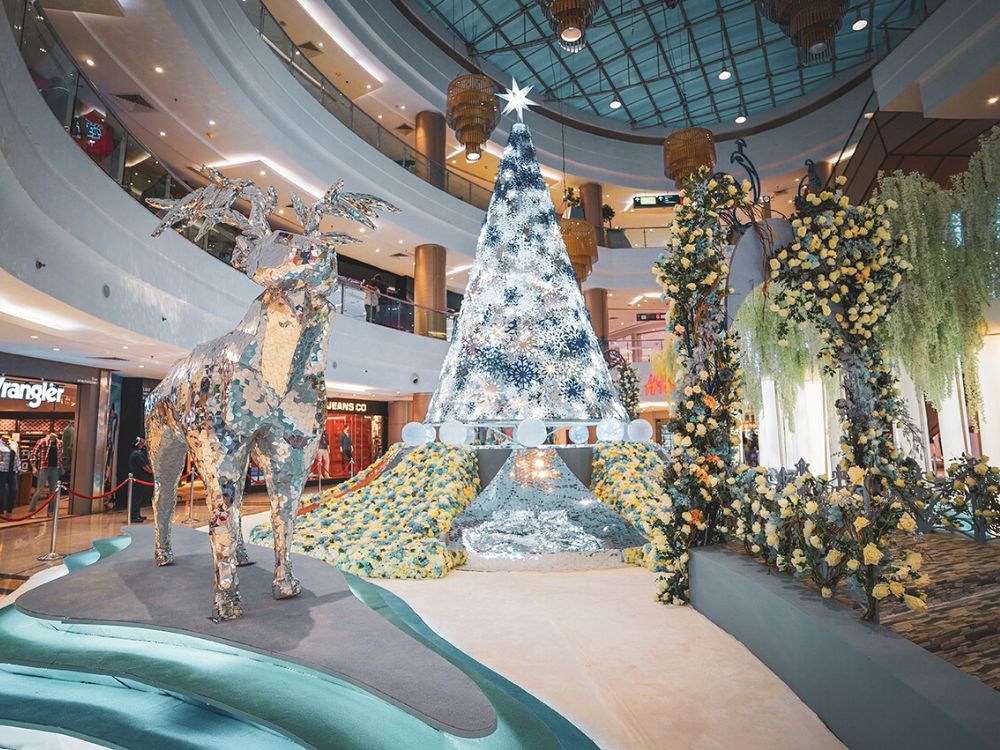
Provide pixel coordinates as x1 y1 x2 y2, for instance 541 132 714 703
805 500 819 514
888 581 905 597
846 559 860 571
847 466 866 485
897 513 917 533
825 549 844 566
853 516 870 532
821 587 833 599
904 551 922 571
863 543 883 566
904 594 927 613
872 583 890 600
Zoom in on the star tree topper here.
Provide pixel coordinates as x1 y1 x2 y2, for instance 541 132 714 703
497 78 537 123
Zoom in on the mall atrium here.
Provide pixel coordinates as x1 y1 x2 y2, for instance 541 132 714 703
0 0 999 748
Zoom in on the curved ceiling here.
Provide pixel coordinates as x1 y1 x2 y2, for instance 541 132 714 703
411 0 942 131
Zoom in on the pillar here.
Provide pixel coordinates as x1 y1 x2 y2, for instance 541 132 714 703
412 393 433 423
388 400 412 445
584 287 609 352
414 243 447 339
415 110 446 189
580 181 604 246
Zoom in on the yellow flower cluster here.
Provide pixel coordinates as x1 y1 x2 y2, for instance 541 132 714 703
250 443 479 578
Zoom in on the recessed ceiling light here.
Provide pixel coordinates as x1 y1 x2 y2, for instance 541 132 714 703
259 170 266 175
989 96 999 105
377 114 382 119
609 99 622 110
139 364 145 369
366 84 372 90
84 58 95 66
718 67 732 81
399 104 406 110
851 14 868 31
159 131 166 137
29 334 39 339
52 347 60 352
735 115 747 124
398 240 404 244
375 248 381 253
317 42 324 47
359 227 365 233
209 119 216 125
122 345 129 350
466 152 481 162
278 208 284 214
154 65 164 73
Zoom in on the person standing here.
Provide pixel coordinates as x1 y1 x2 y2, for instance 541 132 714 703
317 428 331 478
29 433 63 515
127 437 153 523
0 436 19 515
340 427 353 474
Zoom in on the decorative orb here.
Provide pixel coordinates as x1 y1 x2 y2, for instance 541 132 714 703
627 419 654 442
424 424 437 442
402 422 429 447
515 418 547 448
439 419 468 444
568 424 590 444
595 418 625 441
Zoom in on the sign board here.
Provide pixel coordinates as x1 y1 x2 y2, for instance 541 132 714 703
326 398 388 416
632 194 682 209
636 312 667 322
0 376 66 409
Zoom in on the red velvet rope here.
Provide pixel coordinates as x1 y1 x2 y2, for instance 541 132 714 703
0 488 59 522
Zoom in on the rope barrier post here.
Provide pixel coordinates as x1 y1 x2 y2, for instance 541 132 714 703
182 473 198 526
38 485 64 562
126 473 134 526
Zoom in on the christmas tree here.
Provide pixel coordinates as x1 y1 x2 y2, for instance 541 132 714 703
426 118 625 424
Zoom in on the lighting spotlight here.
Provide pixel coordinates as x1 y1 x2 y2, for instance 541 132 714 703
718 67 732 81
609 98 622 110
466 151 481 162
735 115 747 124
154 65 164 73
84 57 94 66
851 14 868 31
989 96 999 105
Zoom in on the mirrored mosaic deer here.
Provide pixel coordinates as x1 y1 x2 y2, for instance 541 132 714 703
145 167 397 620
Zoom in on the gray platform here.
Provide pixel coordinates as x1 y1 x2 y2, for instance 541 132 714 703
15 524 497 739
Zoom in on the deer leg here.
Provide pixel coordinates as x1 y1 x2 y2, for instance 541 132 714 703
227 473 253 567
148 419 186 567
201 447 252 621
254 430 313 600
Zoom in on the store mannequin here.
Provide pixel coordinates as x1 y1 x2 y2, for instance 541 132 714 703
29 432 63 515
0 436 19 514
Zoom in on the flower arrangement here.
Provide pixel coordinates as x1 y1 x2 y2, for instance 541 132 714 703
590 441 669 570
937 454 1000 542
250 443 479 578
650 167 760 603
613 360 640 420
297 443 404 515
563 186 581 208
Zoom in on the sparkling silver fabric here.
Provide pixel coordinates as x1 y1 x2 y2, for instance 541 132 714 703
448 448 646 565
145 167 397 621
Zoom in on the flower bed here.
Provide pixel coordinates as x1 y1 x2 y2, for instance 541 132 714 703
250 443 479 578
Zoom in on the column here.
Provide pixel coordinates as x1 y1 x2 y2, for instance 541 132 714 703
415 111 446 189
412 393 433 423
388 401 412 445
580 181 604 246
583 287 609 352
414 243 447 339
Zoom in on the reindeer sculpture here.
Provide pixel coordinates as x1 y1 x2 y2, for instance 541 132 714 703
145 167 397 621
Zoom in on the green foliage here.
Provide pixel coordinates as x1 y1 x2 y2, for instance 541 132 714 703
732 286 824 420
601 203 616 228
613 360 640 420
954 127 1000 297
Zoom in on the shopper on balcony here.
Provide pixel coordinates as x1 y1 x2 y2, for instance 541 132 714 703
29 433 63 516
0 436 19 515
364 274 385 324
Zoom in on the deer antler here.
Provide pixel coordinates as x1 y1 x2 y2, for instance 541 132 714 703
291 181 399 238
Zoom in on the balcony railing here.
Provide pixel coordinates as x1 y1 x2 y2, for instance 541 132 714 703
1 0 455 341
235 0 493 212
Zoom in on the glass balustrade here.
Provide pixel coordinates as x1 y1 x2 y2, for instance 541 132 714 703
236 0 493 212
1 0 456 340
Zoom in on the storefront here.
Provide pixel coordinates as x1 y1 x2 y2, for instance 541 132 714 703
0 353 112 515
315 398 388 481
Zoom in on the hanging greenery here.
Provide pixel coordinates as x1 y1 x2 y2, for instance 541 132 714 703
732 285 825 420
954 126 1000 296
613 360 640 420
875 172 981 406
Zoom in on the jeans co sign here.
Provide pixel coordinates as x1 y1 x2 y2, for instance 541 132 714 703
0 376 66 409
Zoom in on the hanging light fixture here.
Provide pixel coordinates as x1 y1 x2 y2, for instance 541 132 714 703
445 74 501 163
560 217 597 283
759 0 848 61
663 127 716 186
539 0 598 53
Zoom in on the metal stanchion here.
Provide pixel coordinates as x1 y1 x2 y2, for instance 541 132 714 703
38 484 64 561
125 473 134 526
182 473 199 525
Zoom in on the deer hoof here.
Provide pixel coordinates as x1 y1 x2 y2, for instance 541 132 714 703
234 545 253 567
155 549 175 567
272 575 301 600
212 591 243 622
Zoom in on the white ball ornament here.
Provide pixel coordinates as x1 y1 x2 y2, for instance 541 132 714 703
596 418 625 441
627 419 654 442
568 424 590 444
439 419 468 445
402 421 429 447
515 418 547 447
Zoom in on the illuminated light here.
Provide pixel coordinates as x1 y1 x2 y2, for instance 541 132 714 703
85 58 95 66
398 240 404 244
989 96 999 105
735 115 747 124
325 380 372 393
377 114 382 119
852 15 868 31
317 42 323 47
203 155 325 197
154 65 164 73
0 296 80 331
466 151 481 162
718 67 732 81
259 170 266 176
366 84 372 89
278 208 285 215
29 335 39 339
159 131 166 137
293 0 386 82
139 365 145 369
561 25 583 43
864 111 875 119
359 227 365 232
375 248 381 253
609 99 622 110
52 347 60 352
209 119 216 125
122 345 129 350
